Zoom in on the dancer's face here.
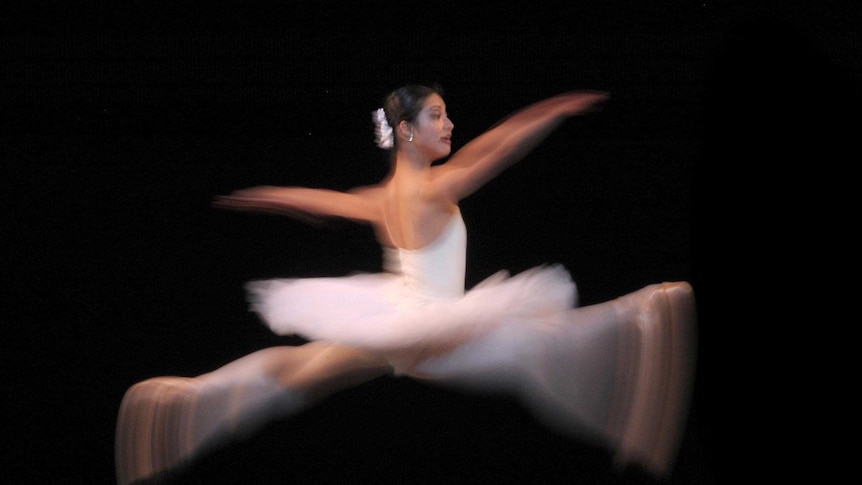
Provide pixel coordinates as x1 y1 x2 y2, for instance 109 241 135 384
408 93 454 161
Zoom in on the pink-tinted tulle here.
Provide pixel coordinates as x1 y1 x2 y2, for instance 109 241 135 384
246 264 577 355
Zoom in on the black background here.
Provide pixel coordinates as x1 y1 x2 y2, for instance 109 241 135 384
3 1 859 483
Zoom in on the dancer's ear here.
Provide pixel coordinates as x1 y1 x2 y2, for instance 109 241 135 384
398 121 413 142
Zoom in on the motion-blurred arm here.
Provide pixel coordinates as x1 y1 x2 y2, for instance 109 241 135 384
433 91 608 201
213 185 379 223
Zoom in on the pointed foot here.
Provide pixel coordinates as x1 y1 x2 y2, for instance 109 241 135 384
609 281 697 478
115 377 203 485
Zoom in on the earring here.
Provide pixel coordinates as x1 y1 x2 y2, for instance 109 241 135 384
408 133 414 142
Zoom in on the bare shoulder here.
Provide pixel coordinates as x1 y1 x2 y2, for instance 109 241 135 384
346 184 386 220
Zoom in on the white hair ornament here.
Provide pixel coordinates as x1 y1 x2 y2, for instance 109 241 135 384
372 108 394 149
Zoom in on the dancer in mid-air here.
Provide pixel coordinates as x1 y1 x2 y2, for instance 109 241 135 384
116 85 696 484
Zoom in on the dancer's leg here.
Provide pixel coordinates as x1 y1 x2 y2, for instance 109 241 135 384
115 342 391 485
608 282 696 477
411 282 696 479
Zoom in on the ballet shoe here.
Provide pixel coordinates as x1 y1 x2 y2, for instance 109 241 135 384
115 377 204 485
115 374 306 485
607 281 697 478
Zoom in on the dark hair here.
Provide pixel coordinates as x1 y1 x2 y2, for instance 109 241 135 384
382 84 444 146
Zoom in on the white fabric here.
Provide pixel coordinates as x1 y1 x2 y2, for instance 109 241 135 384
245 209 578 370
383 209 467 300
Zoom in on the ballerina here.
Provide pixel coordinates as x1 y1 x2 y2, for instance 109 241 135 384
115 85 696 484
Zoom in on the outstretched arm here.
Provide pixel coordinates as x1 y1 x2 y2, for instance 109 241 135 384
433 91 608 201
213 185 379 223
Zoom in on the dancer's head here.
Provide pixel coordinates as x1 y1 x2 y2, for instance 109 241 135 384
382 84 442 130
375 84 453 159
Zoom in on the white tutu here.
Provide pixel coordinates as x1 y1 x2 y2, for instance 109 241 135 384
246 264 577 360
245 210 579 373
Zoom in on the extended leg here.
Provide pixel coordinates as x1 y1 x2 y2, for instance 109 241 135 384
411 281 697 479
526 282 697 478
115 342 390 485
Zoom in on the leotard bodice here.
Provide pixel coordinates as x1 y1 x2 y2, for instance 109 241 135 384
382 209 467 300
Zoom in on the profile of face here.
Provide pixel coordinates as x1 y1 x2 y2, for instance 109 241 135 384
403 93 454 161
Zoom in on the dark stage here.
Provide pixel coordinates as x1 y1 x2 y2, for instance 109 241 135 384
4 1 858 483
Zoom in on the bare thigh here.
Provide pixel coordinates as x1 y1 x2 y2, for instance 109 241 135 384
251 342 393 400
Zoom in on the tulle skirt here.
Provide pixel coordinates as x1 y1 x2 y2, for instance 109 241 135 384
246 264 577 372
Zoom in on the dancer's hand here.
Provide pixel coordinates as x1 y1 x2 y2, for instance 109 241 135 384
552 90 609 116
212 186 283 211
